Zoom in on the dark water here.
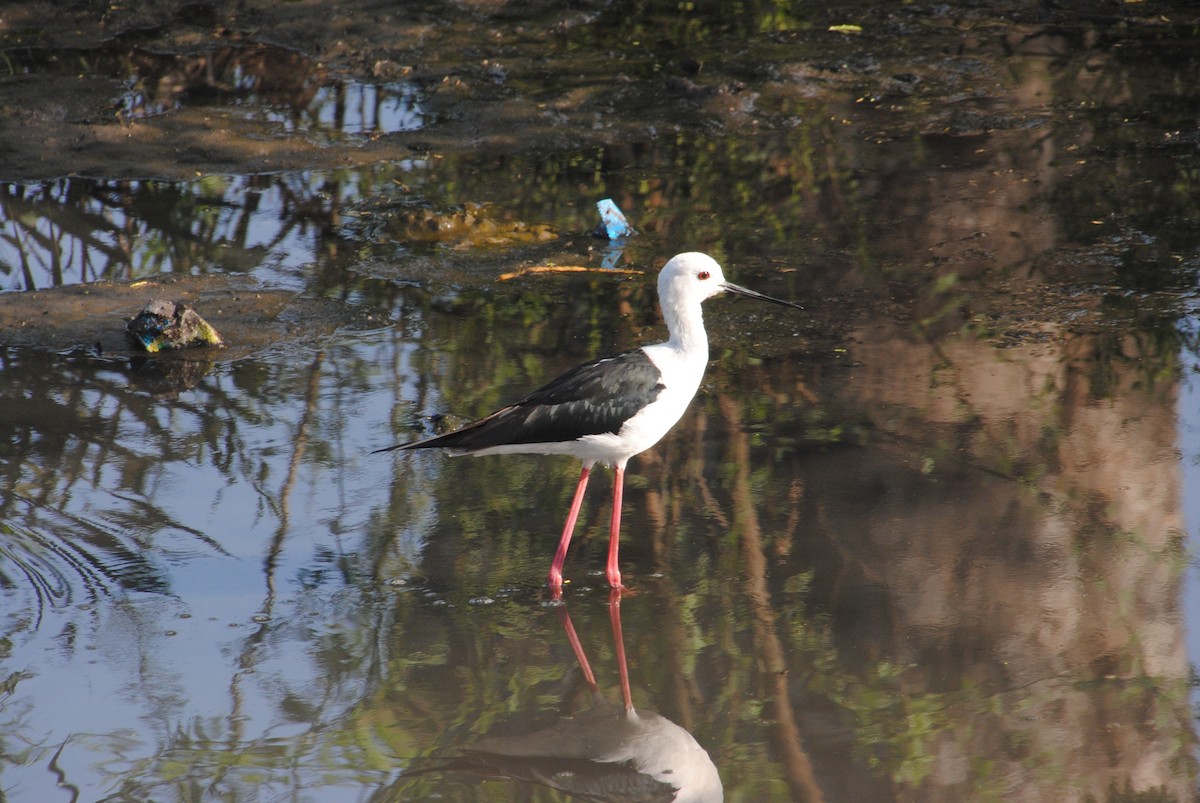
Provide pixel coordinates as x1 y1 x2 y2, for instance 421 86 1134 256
2 4 1200 801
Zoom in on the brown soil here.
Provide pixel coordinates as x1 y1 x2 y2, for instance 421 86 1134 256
0 0 539 355
0 0 1193 357
0 271 386 357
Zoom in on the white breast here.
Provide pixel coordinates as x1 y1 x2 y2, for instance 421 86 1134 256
578 343 707 468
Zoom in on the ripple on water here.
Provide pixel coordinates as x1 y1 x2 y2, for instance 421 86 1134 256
0 498 170 627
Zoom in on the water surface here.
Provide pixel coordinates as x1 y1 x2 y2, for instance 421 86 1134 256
1 3 1199 801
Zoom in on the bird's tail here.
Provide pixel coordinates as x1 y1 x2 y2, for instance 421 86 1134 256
371 441 412 454
372 423 475 454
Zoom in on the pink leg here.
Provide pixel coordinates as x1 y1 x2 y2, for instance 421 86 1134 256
606 464 625 589
549 465 590 591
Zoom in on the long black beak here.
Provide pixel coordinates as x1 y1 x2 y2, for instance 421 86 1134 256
721 281 804 309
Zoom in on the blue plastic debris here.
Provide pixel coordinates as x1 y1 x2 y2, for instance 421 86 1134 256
593 198 636 240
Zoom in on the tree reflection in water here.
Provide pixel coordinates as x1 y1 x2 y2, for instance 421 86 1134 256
0 3 1199 800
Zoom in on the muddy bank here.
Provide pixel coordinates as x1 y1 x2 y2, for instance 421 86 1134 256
0 272 385 358
1 0 1195 183
0 0 1197 358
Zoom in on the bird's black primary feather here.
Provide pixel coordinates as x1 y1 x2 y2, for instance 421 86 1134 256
379 348 664 453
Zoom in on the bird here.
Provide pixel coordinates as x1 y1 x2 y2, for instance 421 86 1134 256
375 252 802 592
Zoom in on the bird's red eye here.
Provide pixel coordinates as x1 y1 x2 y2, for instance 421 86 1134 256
697 271 711 280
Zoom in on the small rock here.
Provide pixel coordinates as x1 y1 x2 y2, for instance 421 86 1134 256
126 299 224 353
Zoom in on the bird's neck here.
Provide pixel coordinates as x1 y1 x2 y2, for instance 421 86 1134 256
663 302 710 359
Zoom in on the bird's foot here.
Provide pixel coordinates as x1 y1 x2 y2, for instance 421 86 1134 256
547 571 568 601
606 575 635 597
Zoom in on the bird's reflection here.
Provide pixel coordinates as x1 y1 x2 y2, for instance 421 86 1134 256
416 590 723 802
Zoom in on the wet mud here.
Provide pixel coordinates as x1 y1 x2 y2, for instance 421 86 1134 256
3 0 1196 354
0 271 384 357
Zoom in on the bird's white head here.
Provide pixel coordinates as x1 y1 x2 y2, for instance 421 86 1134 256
658 251 803 310
657 252 728 307
655 251 802 351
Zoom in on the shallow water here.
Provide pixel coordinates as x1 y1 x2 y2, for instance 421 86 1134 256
2 3 1200 801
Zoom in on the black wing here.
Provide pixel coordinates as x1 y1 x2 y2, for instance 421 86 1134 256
376 348 664 453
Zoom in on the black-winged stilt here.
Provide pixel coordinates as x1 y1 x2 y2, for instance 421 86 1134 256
375 252 801 592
